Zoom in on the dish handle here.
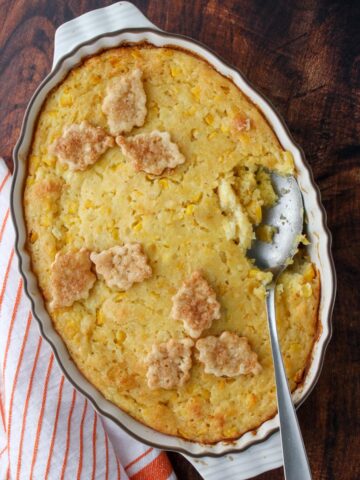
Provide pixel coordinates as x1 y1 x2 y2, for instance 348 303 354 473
53 1 160 70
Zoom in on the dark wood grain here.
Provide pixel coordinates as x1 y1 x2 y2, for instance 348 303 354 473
1 1 359 479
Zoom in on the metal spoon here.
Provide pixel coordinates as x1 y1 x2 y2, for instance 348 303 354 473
248 173 312 480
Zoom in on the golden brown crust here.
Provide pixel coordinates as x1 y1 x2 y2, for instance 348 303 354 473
171 271 221 339
116 130 185 175
90 243 152 291
50 121 114 171
32 179 63 199
196 331 262 377
50 249 96 308
102 68 147 135
146 338 194 389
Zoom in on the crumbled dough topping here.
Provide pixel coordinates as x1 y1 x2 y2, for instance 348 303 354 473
50 249 96 308
102 68 147 135
171 271 221 339
116 130 185 175
196 331 262 377
90 243 152 291
146 338 194 389
51 121 114 171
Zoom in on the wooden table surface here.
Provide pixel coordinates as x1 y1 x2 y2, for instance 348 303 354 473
1 1 359 479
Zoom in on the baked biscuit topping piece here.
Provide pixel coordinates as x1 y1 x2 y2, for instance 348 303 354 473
171 271 221 339
50 249 96 308
51 121 114 171
102 68 147 135
116 130 185 175
90 243 152 291
196 331 262 377
146 338 194 390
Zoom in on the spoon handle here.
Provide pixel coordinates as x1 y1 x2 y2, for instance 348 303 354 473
266 286 312 480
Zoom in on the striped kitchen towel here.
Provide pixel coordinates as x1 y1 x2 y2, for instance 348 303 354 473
0 160 176 480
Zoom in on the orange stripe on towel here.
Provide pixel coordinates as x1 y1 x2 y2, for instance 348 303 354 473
0 249 14 307
125 447 153 470
15 337 42 480
6 312 32 477
76 400 88 480
29 354 54 479
0 209 9 244
91 413 97 480
60 389 77 480
44 375 65 479
0 171 10 193
2 278 23 378
130 452 173 480
105 430 109 480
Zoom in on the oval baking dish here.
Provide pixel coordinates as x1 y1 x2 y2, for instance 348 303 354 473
11 3 336 457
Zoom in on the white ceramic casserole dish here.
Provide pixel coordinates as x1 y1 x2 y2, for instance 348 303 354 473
11 1 336 458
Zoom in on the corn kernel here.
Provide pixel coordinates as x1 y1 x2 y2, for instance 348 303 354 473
303 264 315 282
257 225 276 243
249 269 258 278
283 150 295 169
64 232 73 244
59 93 73 107
84 199 94 209
254 204 262 224
204 113 214 125
43 156 56 167
207 131 217 140
184 106 196 117
302 283 313 298
191 129 199 140
220 124 229 133
29 231 38 243
239 133 250 144
114 292 126 302
159 179 169 189
170 65 181 77
224 426 238 438
115 330 126 344
65 320 77 337
191 192 203 203
191 85 201 101
26 177 35 187
299 234 310 245
132 221 142 231
41 215 51 227
111 227 119 241
185 204 195 215
131 50 142 59
96 309 105 326
68 202 78 214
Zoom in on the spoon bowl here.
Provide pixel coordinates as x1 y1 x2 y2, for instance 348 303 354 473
249 172 304 276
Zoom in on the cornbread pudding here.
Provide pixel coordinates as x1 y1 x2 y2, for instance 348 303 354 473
24 45 320 443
